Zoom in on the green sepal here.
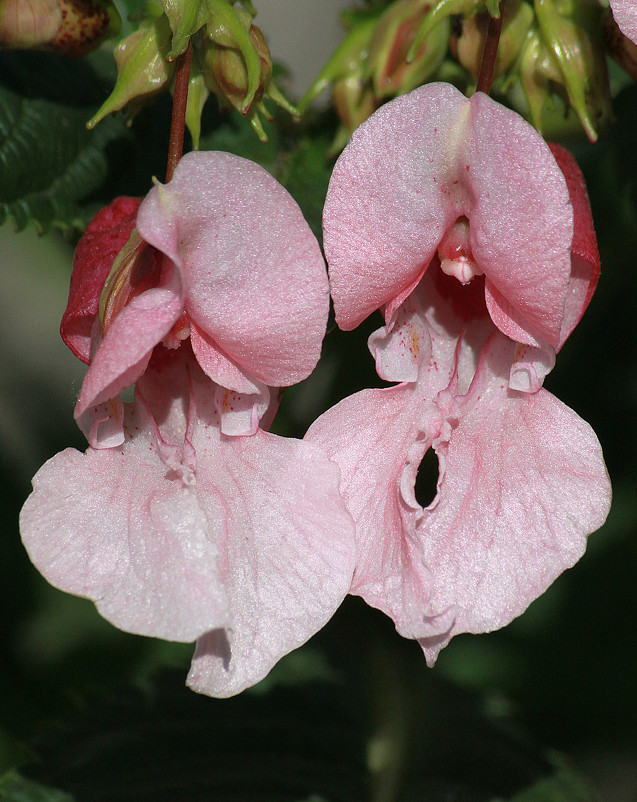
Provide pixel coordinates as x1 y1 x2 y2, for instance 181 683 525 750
163 0 209 60
184 70 209 149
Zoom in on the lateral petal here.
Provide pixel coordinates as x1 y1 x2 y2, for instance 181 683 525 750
185 370 356 697
20 392 228 643
74 260 185 445
417 332 611 662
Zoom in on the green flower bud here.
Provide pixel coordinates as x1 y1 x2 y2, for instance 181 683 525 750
199 18 298 141
332 71 376 137
207 20 270 111
299 15 377 111
534 0 611 141
204 0 260 110
161 0 210 60
365 0 449 99
87 8 173 128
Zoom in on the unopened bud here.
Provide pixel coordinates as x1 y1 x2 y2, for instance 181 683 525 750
330 72 376 153
87 9 173 128
299 16 378 111
406 0 499 63
161 0 208 60
535 0 611 142
207 22 270 112
200 17 297 141
51 0 118 56
366 0 449 99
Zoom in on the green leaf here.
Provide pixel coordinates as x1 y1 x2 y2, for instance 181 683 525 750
0 85 126 234
0 771 75 802
509 762 599 801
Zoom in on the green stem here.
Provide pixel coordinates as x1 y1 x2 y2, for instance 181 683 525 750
475 1 505 95
166 38 193 183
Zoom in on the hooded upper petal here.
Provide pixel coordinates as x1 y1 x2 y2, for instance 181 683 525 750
324 82 573 348
136 150 330 389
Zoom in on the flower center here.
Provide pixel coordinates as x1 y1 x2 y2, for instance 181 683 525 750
437 216 484 285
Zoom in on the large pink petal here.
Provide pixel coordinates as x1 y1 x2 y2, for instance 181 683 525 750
305 381 436 639
611 0 637 45
184 367 356 697
74 261 185 447
417 333 611 662
61 197 141 364
136 151 329 388
324 83 572 347
20 393 228 643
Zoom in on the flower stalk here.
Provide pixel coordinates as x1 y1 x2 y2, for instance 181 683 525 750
166 37 193 182
475 0 504 94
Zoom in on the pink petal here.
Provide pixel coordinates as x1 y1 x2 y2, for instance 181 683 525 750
184 365 356 697
611 0 637 45
418 333 611 662
190 321 260 395
305 382 436 639
74 260 185 446
324 83 572 348
548 143 600 349
136 151 329 388
61 197 141 363
20 393 228 643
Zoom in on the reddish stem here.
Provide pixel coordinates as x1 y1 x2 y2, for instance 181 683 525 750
165 39 193 183
475 2 505 95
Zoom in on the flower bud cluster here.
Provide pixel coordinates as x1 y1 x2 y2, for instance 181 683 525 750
304 0 619 149
300 0 450 153
0 0 119 56
88 0 298 144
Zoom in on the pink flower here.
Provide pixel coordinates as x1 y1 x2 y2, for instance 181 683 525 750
64 150 330 446
22 345 356 696
21 152 356 696
610 0 637 46
306 84 611 660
